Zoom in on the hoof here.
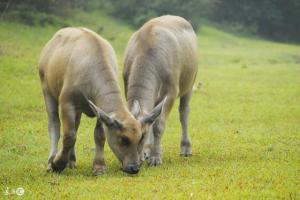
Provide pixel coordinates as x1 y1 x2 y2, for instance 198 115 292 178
47 163 53 172
143 145 151 160
50 159 67 173
148 156 162 166
47 155 55 172
180 152 192 157
93 165 107 176
143 151 150 160
180 143 192 157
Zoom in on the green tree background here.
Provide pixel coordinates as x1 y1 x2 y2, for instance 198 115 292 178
1 0 299 42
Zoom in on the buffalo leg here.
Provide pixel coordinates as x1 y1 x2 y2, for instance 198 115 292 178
51 102 76 172
93 121 107 176
67 113 81 169
42 89 60 171
179 91 192 156
149 94 176 166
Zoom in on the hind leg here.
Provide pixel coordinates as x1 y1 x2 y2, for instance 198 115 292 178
42 89 60 171
67 113 81 169
51 101 77 172
179 91 192 156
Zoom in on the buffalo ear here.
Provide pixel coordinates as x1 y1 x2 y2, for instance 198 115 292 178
140 97 167 125
88 100 123 129
131 100 141 118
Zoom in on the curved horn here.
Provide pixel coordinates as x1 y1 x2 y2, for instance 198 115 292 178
140 97 167 125
88 100 123 129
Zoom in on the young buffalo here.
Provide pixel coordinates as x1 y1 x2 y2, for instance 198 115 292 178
123 15 198 166
39 27 163 175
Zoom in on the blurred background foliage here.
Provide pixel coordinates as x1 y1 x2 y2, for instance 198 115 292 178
1 0 299 42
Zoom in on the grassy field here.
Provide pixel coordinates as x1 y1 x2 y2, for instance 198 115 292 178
0 11 299 199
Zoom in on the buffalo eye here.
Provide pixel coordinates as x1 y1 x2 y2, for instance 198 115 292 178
120 136 130 146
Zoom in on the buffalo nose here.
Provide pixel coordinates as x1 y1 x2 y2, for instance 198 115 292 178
123 165 139 174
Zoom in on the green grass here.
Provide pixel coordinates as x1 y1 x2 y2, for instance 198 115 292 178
0 11 299 199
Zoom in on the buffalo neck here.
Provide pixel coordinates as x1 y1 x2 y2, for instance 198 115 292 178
127 58 161 114
91 63 128 115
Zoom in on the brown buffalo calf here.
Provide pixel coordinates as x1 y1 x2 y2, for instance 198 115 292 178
38 27 163 175
123 15 198 166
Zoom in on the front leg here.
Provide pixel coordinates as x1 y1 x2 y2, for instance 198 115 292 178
142 128 154 161
92 121 107 176
149 119 165 166
67 113 82 169
148 95 176 166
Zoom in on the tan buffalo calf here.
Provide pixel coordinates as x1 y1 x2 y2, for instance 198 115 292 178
38 27 163 175
123 15 198 166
